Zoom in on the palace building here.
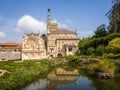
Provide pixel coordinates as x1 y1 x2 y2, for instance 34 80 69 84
21 9 79 60
0 9 79 61
47 9 79 57
22 33 46 60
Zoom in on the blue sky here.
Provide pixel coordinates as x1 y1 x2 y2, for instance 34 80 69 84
0 0 112 42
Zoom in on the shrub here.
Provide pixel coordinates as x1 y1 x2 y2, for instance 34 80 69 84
90 60 116 73
0 61 49 90
86 47 95 55
78 33 120 55
106 53 120 59
106 38 120 54
66 55 79 62
96 45 105 56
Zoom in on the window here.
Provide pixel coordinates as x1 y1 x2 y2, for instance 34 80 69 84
50 48 54 52
68 47 72 52
58 47 61 52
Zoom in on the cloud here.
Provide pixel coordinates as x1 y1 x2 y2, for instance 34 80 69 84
14 15 46 34
59 23 68 29
65 19 73 24
0 32 6 38
51 19 68 29
79 30 93 35
79 30 94 38
51 19 58 23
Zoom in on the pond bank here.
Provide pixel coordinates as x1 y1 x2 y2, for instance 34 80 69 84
0 57 120 90
0 60 51 90
22 66 120 90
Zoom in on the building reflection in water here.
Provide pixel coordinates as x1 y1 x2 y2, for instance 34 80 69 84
47 67 79 90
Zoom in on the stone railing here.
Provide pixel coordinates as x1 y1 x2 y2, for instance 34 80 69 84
0 69 10 76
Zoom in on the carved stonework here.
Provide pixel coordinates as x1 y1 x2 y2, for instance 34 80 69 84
47 9 79 57
22 33 46 60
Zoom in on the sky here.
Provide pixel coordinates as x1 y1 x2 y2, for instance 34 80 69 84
0 0 113 42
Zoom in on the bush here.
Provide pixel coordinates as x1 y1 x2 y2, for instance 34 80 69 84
0 61 49 90
106 53 120 59
66 55 79 62
78 33 120 55
106 38 120 54
96 45 105 56
90 60 115 73
86 47 95 55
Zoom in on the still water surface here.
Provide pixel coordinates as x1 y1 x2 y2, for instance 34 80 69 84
22 68 120 90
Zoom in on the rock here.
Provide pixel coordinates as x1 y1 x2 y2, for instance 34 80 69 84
80 58 100 64
97 72 114 79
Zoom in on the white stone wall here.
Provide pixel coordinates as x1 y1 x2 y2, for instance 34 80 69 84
0 52 21 61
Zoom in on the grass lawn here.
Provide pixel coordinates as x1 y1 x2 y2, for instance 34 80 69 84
0 59 51 90
0 60 49 72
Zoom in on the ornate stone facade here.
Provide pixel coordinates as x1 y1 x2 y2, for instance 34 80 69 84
47 9 79 57
22 33 46 60
21 9 79 60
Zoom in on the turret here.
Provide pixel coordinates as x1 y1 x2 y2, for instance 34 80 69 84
47 8 51 25
47 8 51 33
75 28 78 34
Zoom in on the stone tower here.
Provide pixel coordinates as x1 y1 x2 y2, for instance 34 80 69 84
47 9 58 33
47 9 79 58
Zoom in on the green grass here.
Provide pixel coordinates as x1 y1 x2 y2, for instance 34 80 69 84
0 60 51 90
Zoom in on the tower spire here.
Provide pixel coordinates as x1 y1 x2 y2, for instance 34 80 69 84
47 8 51 33
47 8 51 25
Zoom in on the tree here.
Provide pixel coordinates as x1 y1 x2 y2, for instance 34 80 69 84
106 0 120 33
106 38 120 53
41 34 47 49
78 37 92 54
86 47 95 55
66 55 79 63
93 24 107 38
96 45 105 56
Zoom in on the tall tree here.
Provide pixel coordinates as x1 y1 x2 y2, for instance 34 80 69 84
41 34 47 49
93 24 107 38
106 0 120 33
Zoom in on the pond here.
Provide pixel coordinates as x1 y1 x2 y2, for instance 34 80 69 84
22 67 120 90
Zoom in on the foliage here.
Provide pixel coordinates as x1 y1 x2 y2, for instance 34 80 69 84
106 0 120 33
90 60 116 73
78 37 92 54
66 55 79 62
96 45 105 56
105 53 120 59
0 60 49 90
64 66 76 71
78 33 120 56
86 47 95 55
41 34 47 49
106 38 120 53
93 24 107 38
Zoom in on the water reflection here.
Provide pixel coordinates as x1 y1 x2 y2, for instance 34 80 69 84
47 68 79 90
22 68 96 90
22 79 46 90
